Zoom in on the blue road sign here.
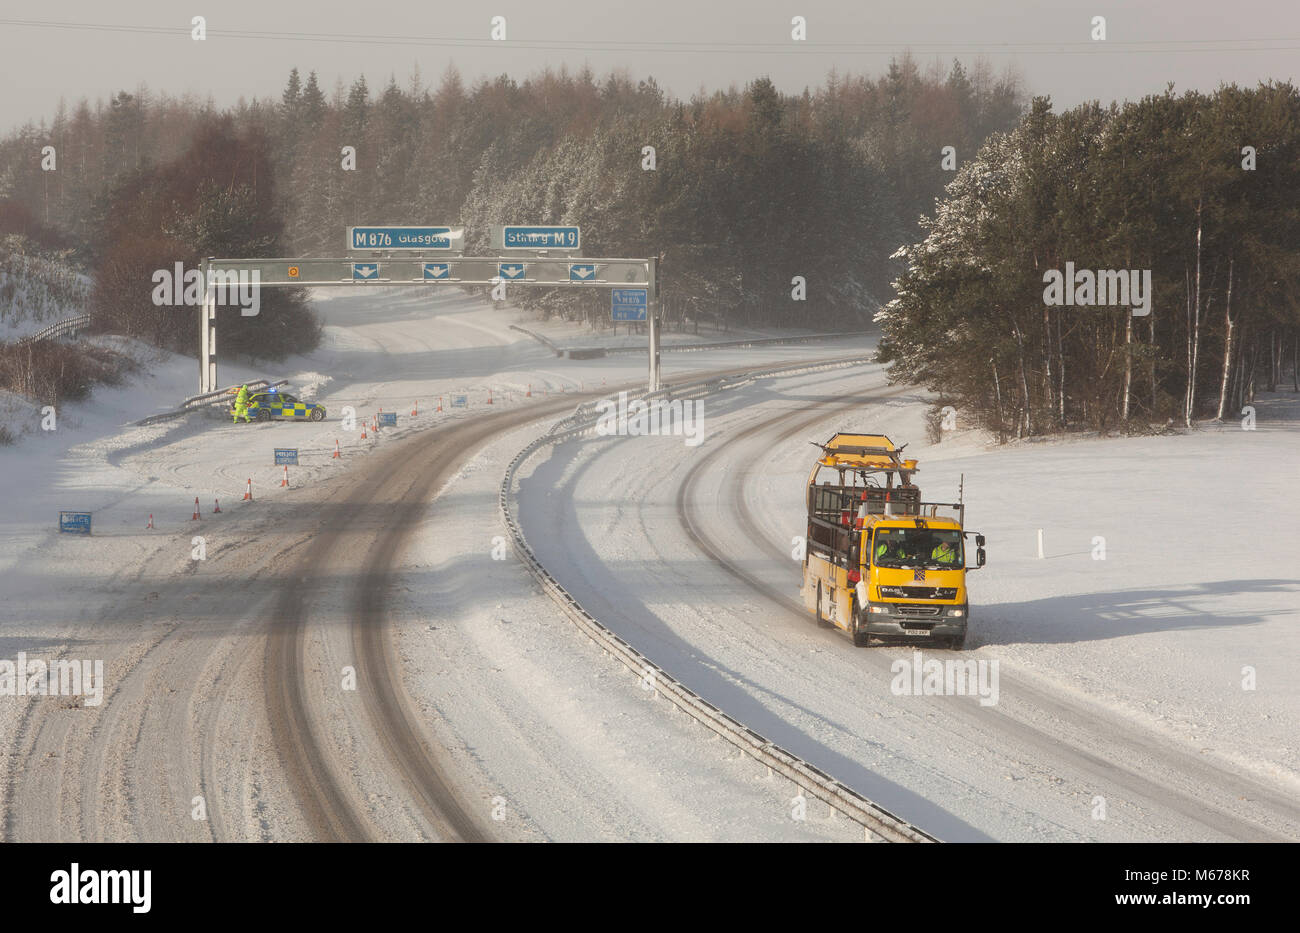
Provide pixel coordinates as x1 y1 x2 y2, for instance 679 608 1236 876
353 263 379 281
498 263 526 281
378 412 397 426
349 226 463 251
502 226 580 250
274 448 299 466
451 395 468 408
423 263 450 280
569 263 596 282
58 511 92 535
611 288 649 321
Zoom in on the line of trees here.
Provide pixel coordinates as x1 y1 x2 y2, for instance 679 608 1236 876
0 57 1024 340
880 84 1300 436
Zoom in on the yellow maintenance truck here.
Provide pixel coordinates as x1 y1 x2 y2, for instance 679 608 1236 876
800 433 985 649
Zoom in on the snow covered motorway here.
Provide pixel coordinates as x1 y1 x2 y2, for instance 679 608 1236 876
2 288 1296 843
511 363 1300 843
501 357 938 842
1 289 893 842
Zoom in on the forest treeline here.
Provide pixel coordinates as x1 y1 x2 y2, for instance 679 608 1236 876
4 61 1292 436
881 85 1300 436
0 57 1024 351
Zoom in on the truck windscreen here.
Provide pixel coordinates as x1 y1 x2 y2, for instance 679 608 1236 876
871 528 964 570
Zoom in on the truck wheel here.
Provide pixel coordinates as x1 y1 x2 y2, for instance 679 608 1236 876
851 598 870 647
815 583 831 628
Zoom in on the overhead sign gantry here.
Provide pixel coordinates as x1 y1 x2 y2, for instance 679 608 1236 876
198 224 661 395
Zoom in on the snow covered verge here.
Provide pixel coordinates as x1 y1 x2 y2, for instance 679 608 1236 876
0 241 90 342
915 392 1300 795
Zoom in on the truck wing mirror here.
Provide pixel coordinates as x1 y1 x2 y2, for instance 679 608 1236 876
976 547 986 567
975 534 986 547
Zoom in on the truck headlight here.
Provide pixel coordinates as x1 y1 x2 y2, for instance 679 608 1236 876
868 605 889 614
947 608 964 617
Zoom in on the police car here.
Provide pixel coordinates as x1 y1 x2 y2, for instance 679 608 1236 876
239 390 326 422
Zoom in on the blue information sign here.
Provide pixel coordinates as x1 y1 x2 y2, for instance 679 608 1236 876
274 448 299 466
349 226 463 251
378 412 397 426
569 263 596 282
611 288 648 321
451 395 468 408
423 263 450 280
352 263 379 281
502 226 580 250
58 511 92 535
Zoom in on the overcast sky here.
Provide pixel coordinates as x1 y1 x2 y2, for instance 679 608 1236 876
3 0 1297 132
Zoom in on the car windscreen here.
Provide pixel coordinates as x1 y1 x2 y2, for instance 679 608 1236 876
871 528 964 570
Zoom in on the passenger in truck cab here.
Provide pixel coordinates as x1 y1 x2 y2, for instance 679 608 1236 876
874 537 902 564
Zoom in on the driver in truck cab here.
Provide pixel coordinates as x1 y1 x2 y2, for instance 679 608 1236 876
931 539 959 565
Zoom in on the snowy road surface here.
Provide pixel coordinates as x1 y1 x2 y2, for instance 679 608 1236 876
515 364 1300 841
0 288 874 841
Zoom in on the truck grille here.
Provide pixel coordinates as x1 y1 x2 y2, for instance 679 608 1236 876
897 604 943 617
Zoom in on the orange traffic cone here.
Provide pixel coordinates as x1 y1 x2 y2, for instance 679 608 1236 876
243 478 253 501
191 497 200 521
281 465 289 487
437 396 443 412
361 423 367 439
488 388 493 405
146 514 154 529
213 498 222 514
526 384 532 397
332 439 340 458
411 401 418 416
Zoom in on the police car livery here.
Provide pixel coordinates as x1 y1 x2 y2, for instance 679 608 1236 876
240 390 326 422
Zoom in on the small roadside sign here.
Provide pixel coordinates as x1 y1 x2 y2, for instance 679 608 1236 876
378 412 397 426
58 511 92 535
451 395 468 408
274 448 299 466
611 288 648 321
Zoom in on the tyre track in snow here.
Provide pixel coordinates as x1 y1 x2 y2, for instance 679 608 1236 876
673 386 1300 841
263 394 596 841
263 358 818 842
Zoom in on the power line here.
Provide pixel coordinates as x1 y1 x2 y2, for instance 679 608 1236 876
2 18 1298 55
